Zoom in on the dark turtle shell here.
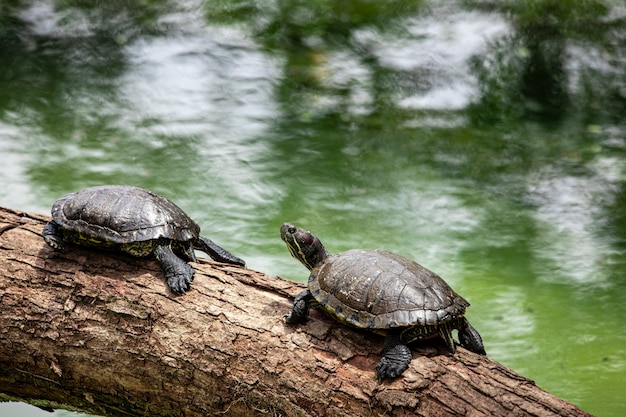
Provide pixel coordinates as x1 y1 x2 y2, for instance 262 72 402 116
51 185 199 246
309 249 469 330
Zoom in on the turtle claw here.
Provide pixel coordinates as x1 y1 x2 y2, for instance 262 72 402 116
44 234 65 250
166 264 194 294
376 359 403 383
42 221 65 250
284 311 304 324
154 244 195 294
284 290 315 324
376 343 412 383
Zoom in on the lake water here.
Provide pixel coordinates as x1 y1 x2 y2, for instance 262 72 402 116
1 1 625 416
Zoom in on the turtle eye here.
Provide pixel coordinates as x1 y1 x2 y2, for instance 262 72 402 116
288 226 296 234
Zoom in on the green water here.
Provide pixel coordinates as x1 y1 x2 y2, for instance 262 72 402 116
1 1 625 416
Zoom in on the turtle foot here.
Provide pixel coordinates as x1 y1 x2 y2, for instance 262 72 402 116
42 221 65 250
154 244 195 294
284 311 307 324
284 290 314 324
165 263 195 294
376 343 412 383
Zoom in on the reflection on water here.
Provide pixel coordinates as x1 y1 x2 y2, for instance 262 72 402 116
1 0 625 416
528 171 618 285
357 9 509 110
120 30 280 138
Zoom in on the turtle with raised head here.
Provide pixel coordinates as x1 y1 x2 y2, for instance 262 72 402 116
43 185 245 294
280 222 485 382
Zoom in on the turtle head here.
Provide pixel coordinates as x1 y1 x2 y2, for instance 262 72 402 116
280 223 329 271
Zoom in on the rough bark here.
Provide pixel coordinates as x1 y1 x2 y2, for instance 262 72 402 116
0 206 592 417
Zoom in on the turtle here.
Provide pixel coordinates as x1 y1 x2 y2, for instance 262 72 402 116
42 185 245 294
280 222 485 382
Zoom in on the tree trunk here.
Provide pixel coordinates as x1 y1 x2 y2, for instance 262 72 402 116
0 206 592 417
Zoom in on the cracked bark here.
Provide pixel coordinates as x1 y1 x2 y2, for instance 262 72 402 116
0 206 592 417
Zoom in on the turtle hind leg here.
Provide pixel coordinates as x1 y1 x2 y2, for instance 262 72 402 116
284 290 318 324
195 236 245 267
153 243 195 294
43 221 65 250
376 330 412 383
458 317 486 355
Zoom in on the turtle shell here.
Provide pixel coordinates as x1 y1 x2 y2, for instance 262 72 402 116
309 249 469 330
51 185 200 245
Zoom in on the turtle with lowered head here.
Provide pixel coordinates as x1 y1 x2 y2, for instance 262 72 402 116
43 185 245 294
280 222 485 382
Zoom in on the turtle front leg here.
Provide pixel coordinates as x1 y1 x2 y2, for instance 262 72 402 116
153 243 195 294
458 317 486 355
284 290 319 324
375 330 413 383
42 221 65 250
196 236 246 267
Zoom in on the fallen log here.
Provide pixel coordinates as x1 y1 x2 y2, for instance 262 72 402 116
0 206 592 417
